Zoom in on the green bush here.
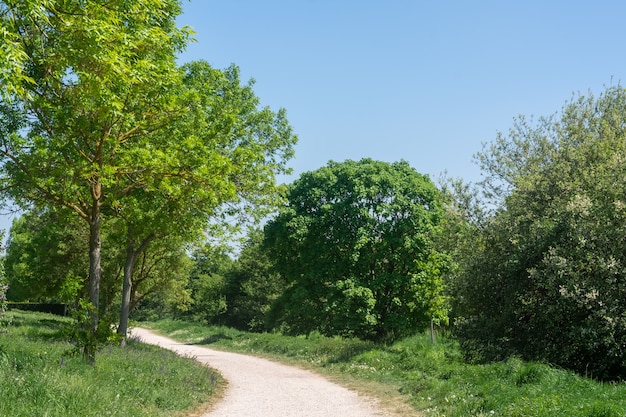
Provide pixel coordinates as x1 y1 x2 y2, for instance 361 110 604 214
456 87 626 381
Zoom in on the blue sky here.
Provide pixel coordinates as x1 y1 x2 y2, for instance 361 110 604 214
176 0 626 185
2 1 626 237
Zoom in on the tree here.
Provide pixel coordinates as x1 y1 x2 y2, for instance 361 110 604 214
264 159 449 342
185 245 233 324
114 60 296 343
2 206 186 310
118 231 193 320
455 86 626 380
0 0 191 361
435 175 488 325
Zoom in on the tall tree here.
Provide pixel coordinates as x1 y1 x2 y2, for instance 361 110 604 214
264 159 449 342
0 0 190 361
114 60 296 342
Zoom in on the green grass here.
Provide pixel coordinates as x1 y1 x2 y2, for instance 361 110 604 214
142 319 626 417
0 310 221 417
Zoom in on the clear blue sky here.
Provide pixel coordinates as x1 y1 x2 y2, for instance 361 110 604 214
177 0 626 185
2 1 626 237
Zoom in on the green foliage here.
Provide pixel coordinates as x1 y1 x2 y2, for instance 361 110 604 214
0 311 219 416
108 223 194 311
457 86 626 380
264 158 449 342
5 208 87 303
4 206 195 329
0 0 191 213
129 239 194 314
146 319 626 417
64 299 120 363
221 229 285 332
0 0 193 359
183 246 232 324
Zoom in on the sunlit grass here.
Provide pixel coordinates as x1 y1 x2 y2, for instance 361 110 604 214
143 319 626 417
0 311 221 417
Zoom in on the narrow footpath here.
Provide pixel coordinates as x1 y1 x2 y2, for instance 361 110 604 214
131 328 391 417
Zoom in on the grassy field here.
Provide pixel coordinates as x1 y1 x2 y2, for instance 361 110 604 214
0 310 222 417
142 319 626 417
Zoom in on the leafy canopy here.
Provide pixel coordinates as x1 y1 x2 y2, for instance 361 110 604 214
264 159 449 342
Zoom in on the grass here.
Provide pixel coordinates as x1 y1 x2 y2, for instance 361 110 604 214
141 319 626 417
0 310 222 417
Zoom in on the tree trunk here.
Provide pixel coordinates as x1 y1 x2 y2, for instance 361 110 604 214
430 318 436 344
118 238 135 347
118 230 156 347
86 205 102 363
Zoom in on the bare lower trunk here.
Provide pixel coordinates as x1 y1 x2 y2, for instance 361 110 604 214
86 210 102 363
118 241 135 347
118 230 156 347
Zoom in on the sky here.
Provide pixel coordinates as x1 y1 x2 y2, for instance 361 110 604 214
2 0 626 237
175 0 626 186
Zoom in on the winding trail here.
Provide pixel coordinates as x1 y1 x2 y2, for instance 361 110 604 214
131 328 391 417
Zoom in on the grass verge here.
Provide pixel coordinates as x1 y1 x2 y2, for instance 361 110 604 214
141 319 626 417
0 310 222 417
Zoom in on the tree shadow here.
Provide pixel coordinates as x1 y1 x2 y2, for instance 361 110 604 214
7 314 67 342
326 342 377 364
195 332 233 345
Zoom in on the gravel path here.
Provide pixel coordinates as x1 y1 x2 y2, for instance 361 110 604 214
131 328 391 417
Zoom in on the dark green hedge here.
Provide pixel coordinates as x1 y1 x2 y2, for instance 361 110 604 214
7 302 68 316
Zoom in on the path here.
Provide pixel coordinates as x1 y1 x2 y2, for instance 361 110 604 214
131 328 391 417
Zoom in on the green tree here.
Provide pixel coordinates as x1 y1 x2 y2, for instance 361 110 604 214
222 229 285 332
4 206 193 319
185 245 233 324
456 86 626 380
264 159 449 342
0 0 191 361
118 231 193 320
114 60 296 342
435 175 488 324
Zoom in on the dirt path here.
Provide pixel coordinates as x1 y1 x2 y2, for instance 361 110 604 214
131 328 392 417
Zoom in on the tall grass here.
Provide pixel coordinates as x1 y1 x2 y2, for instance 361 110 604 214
0 311 221 417
143 319 626 417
